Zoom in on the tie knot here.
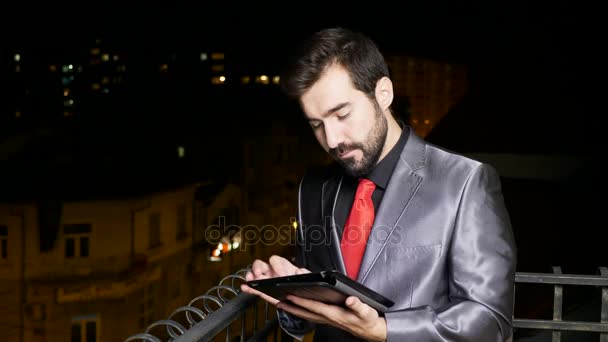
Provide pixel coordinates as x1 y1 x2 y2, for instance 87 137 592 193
355 178 376 199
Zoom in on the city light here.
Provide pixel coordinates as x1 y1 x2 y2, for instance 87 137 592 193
211 52 224 60
219 76 226 82
177 146 185 158
292 221 298 230
101 54 110 62
200 53 208 61
14 54 21 62
272 76 280 84
241 76 251 84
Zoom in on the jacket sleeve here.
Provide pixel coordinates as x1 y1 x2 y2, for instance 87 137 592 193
384 163 517 341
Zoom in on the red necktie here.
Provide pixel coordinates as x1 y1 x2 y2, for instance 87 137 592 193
341 178 376 280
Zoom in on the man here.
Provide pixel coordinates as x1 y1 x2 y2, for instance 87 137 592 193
241 27 516 341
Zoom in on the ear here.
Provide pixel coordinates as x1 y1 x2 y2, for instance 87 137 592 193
374 76 394 112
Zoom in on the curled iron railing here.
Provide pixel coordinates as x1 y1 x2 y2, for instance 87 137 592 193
124 267 281 342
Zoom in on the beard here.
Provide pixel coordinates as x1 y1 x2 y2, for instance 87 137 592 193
329 104 388 178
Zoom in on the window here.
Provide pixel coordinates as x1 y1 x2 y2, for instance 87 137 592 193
70 315 98 342
148 213 161 248
1 225 7 259
138 283 158 329
64 224 91 259
176 205 187 240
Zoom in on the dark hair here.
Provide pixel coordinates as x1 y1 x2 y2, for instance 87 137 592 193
280 27 389 101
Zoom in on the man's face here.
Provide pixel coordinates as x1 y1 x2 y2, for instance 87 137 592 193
300 64 388 177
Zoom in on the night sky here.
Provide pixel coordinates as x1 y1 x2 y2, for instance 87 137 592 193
1 1 601 200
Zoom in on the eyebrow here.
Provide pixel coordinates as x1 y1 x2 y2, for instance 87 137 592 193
309 102 350 122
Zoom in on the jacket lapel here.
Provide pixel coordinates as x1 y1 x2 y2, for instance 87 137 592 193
321 175 347 274
358 132 427 283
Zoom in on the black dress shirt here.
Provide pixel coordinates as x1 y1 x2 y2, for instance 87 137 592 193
334 125 409 240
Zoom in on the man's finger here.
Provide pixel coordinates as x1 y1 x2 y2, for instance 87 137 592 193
251 259 272 278
296 267 311 275
277 300 326 324
268 255 298 276
345 296 373 319
240 284 279 306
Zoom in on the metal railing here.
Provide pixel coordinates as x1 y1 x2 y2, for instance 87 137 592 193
126 266 608 341
124 267 283 342
513 266 608 341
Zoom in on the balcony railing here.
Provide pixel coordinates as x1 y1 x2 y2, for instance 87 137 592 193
125 266 608 342
513 266 608 341
125 267 284 342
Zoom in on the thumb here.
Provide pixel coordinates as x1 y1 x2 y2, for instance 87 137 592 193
345 296 371 318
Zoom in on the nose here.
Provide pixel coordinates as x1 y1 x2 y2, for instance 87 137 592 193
324 122 342 150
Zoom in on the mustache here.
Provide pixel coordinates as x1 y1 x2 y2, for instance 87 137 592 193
329 143 364 159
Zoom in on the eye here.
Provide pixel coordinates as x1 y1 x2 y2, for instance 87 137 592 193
310 121 322 129
338 112 350 119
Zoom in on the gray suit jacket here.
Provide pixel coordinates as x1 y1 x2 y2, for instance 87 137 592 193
280 131 517 341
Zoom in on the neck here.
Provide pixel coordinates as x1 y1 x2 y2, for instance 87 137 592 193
377 114 402 164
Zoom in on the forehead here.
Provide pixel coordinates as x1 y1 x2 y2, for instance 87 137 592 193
300 64 358 118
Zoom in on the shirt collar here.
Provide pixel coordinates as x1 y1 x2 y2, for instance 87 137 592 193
365 123 409 190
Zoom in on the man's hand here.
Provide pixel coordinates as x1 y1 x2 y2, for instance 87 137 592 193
240 255 310 305
276 294 387 342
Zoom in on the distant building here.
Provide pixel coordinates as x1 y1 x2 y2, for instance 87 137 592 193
0 181 280 342
385 54 468 138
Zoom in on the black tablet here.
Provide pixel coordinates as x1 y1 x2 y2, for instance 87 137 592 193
246 270 394 313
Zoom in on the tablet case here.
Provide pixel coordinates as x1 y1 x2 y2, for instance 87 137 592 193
246 270 394 313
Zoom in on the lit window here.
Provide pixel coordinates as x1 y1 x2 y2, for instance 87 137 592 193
62 76 74 85
113 54 119 61
102 88 110 94
256 75 269 85
160 64 169 72
49 65 57 72
91 83 101 90
412 119 418 124
272 76 280 84
1 225 7 259
211 52 224 60
64 224 91 259
71 315 98 342
200 53 208 61
64 99 74 107
241 76 251 84
101 53 110 62
211 76 226 85
63 89 70 97
64 111 73 117
90 48 100 55
101 77 110 84
15 111 22 119
424 119 430 125
177 146 185 159
14 65 21 73
14 54 21 62
211 64 224 72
